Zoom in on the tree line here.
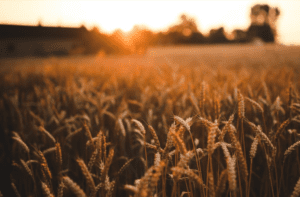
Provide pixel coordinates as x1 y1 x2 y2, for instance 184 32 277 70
85 4 280 55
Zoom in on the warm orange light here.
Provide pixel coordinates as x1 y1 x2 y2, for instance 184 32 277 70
0 1 300 45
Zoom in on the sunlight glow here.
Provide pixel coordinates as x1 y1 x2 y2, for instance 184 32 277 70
0 1 299 44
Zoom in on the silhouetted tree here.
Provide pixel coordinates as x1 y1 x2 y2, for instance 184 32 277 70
208 27 229 44
168 14 199 37
108 29 131 55
127 25 156 54
162 14 206 45
186 32 206 44
231 29 247 43
247 23 275 42
248 4 280 42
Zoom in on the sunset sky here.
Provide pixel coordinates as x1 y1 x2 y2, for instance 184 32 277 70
0 0 299 45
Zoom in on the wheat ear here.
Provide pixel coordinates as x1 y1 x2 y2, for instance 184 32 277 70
237 90 245 118
250 135 259 159
257 125 276 156
41 181 55 197
131 119 146 135
245 97 264 113
117 118 126 137
208 172 215 197
148 161 166 195
200 81 206 116
117 158 134 175
88 148 99 171
177 151 194 169
77 158 96 193
226 157 237 191
100 148 114 184
123 184 138 194
274 119 291 141
148 125 161 148
216 169 228 197
11 181 21 197
171 167 204 187
39 126 56 144
106 180 116 197
90 183 104 197
207 125 217 156
283 141 300 163
218 114 234 142
170 131 187 155
235 141 248 181
83 121 94 148
29 110 45 126
55 142 62 173
291 177 300 197
63 176 86 197
20 159 35 181
57 181 64 197
189 91 200 113
12 136 29 153
37 150 52 180
174 115 191 132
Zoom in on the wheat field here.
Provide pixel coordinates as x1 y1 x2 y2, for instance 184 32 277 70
1 44 300 197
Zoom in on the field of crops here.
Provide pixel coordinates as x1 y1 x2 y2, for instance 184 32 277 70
1 44 300 197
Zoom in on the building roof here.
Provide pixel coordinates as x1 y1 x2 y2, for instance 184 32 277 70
0 24 89 40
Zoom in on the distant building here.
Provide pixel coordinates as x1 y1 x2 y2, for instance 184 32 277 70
0 24 91 58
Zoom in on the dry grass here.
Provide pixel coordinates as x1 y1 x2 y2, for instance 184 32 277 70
1 46 300 197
